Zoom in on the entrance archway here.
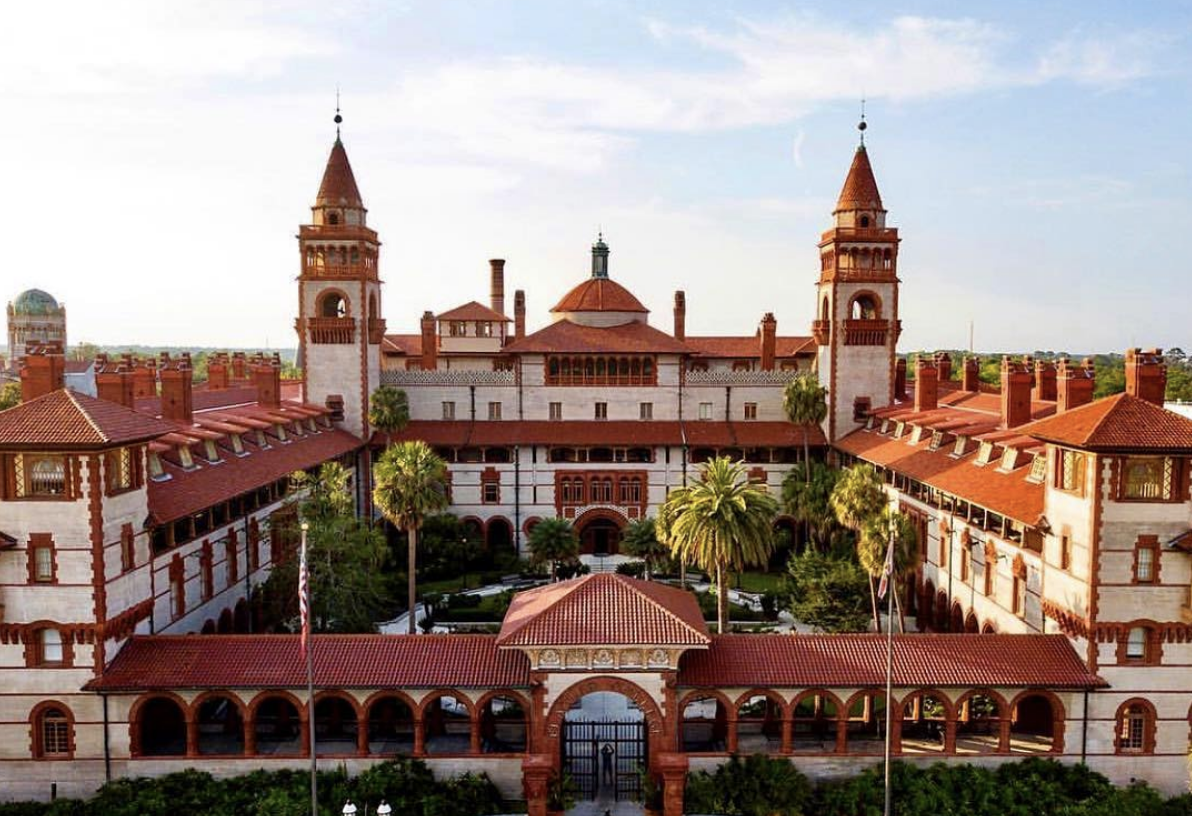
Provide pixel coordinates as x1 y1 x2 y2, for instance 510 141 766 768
574 510 626 556
486 517 514 559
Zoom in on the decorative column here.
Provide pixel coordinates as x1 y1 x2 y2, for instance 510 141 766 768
413 716 425 756
656 752 689 816
998 716 1011 753
726 711 738 754
522 753 553 816
357 716 370 757
470 715 482 754
185 715 198 757
780 711 793 754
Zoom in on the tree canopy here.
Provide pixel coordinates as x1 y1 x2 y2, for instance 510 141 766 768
527 517 580 580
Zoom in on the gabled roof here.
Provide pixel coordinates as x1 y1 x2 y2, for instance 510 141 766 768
684 336 816 358
552 278 648 314
382 334 423 356
1022 392 1192 452
835 145 883 213
316 138 363 208
437 301 511 322
503 319 691 355
680 634 1103 688
0 389 174 450
85 634 529 691
497 573 710 648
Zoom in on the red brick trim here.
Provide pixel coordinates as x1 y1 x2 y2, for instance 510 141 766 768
544 677 666 770
1131 535 1161 584
28 700 76 760
26 533 57 584
1114 697 1157 755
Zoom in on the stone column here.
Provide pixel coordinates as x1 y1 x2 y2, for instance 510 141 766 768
522 753 554 816
656 752 689 816
413 716 425 756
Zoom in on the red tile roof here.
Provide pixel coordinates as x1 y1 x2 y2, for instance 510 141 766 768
552 278 648 314
437 301 511 322
835 145 883 212
382 334 423 356
679 634 1103 688
1023 392 1192 452
0 389 175 450
148 426 361 523
381 420 827 449
685 336 815 358
136 386 262 416
503 319 690 354
937 388 1056 420
86 634 529 691
498 574 710 648
316 138 363 208
835 425 1044 525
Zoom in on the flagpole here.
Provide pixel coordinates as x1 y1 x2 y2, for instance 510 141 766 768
883 512 895 816
301 521 317 816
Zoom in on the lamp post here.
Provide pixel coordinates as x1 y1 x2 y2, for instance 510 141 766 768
377 802 392 816
342 802 357 816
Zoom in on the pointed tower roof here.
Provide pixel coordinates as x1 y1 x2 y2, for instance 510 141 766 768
316 138 363 208
834 146 883 213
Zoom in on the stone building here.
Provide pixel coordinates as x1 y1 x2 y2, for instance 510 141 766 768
6 289 66 364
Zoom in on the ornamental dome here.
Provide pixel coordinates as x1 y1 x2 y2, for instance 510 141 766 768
551 278 648 315
11 289 60 315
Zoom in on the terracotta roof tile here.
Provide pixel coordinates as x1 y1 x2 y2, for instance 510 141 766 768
437 301 511 322
685 336 815 358
382 334 423 356
316 139 363 208
86 634 528 691
0 389 174 450
503 319 690 354
679 634 1103 688
382 420 826 449
835 146 883 212
497 574 710 647
552 278 648 314
1023 392 1192 452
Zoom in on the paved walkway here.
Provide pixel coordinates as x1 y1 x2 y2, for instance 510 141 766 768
568 800 644 816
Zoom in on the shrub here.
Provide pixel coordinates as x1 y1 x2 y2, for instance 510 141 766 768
616 561 646 578
686 754 812 816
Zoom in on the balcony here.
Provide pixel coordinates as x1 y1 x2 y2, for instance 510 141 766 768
842 319 890 346
302 262 377 279
307 317 356 345
811 319 831 346
820 226 899 242
367 318 387 345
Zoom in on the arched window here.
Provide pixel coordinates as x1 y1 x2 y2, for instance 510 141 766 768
1115 700 1155 754
367 695 415 755
792 691 839 753
860 215 871 228
327 211 340 225
850 294 879 320
422 694 472 754
319 292 347 319
33 704 73 759
480 694 526 753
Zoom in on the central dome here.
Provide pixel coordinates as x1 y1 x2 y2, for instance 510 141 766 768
551 277 648 315
11 289 60 315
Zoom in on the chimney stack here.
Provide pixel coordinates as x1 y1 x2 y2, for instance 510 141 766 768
934 352 952 383
914 356 938 412
1034 359 1057 402
1000 356 1033 428
513 290 526 341
19 342 65 402
207 352 230 390
420 311 438 371
759 313 777 371
131 357 157 398
962 356 981 392
252 355 281 409
894 358 907 400
95 354 135 407
489 259 506 317
159 352 194 424
673 290 687 342
231 352 248 381
1056 357 1096 413
1125 348 1167 406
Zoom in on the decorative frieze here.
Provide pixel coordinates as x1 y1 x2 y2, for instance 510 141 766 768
529 645 680 671
381 369 516 386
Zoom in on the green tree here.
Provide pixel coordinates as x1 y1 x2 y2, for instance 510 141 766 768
369 385 410 438
527 517 580 581
620 518 668 579
781 460 840 550
786 548 872 632
69 341 100 362
417 513 483 581
372 441 450 633
829 463 888 631
783 373 829 483
262 463 391 633
659 457 779 633
0 381 20 411
858 507 921 632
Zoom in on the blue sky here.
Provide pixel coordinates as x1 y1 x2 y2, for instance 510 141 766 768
1 0 1189 353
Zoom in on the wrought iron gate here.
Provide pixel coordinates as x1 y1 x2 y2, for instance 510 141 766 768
562 718 647 801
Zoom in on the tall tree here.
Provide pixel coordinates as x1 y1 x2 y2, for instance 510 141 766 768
372 441 450 633
659 457 779 633
527 517 580 581
829 463 888 630
781 460 840 550
369 385 410 439
782 373 829 483
263 463 391 633
857 507 921 632
786 549 872 633
619 518 668 579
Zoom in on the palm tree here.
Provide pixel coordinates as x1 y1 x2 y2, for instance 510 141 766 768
781 460 840 551
620 518 668 579
369 385 410 440
829 463 889 630
372 440 449 633
857 508 921 632
659 457 779 633
783 374 829 484
528 517 580 581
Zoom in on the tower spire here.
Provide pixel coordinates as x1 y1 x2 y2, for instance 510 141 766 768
334 86 343 141
858 97 867 147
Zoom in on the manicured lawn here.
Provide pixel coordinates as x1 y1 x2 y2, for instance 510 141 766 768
732 571 786 594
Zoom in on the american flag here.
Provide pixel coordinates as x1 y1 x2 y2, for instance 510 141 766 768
298 529 309 659
876 524 895 600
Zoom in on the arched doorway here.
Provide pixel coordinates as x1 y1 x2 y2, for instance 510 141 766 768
575 510 626 556
486 517 514 560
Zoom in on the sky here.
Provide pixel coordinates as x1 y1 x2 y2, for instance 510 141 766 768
1 0 1190 354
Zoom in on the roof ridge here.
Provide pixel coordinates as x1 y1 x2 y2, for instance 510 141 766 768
67 390 109 442
609 574 710 644
1084 391 1128 443
498 574 595 643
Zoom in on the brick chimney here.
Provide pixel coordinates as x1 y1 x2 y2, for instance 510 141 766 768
159 352 194 424
894 358 907 400
19 342 65 402
207 352 230 390
420 311 438 371
131 357 157 398
1000 356 1033 428
673 290 686 342
1125 348 1167 405
231 352 248 381
514 290 526 341
759 312 777 371
914 356 938 412
1034 359 1057 402
95 354 134 407
1056 357 1096 413
933 352 952 383
489 259 506 316
253 355 281 409
962 356 980 392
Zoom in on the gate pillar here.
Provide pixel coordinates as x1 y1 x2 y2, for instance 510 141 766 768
523 752 554 816
656 752 688 816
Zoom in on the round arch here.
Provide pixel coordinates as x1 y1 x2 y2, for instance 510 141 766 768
362 690 419 756
573 507 628 556
964 610 979 634
485 516 514 554
734 689 787 754
316 288 351 319
420 689 475 755
475 689 531 755
894 687 955 754
954 688 1007 754
29 700 76 759
1007 689 1065 754
791 688 844 754
129 692 190 757
545 676 665 767
981 620 997 634
846 290 883 320
192 691 247 756
935 591 950 631
233 599 250 633
313 690 362 756
247 690 307 757
843 689 896 754
217 608 234 633
950 603 965 633
921 579 936 629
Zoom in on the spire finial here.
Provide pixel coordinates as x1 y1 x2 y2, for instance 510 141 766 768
858 97 867 147
334 85 343 139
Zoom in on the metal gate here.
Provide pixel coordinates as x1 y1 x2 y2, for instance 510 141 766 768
562 719 647 801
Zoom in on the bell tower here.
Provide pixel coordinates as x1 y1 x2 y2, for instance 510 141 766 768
296 112 384 439
812 118 901 442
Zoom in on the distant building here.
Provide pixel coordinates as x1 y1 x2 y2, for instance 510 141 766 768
6 289 67 363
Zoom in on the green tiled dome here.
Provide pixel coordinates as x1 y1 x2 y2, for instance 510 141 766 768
11 289 60 315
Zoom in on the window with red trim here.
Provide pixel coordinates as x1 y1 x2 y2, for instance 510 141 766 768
32 704 74 759
1115 700 1155 754
1133 536 1160 584
226 534 239 584
120 525 135 573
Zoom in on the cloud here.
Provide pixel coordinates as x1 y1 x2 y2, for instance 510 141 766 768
1034 31 1162 87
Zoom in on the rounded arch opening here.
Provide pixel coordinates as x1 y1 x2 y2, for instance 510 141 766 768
736 692 784 753
899 689 951 754
486 516 515 559
848 292 882 320
136 696 187 757
195 693 245 756
955 690 1004 754
252 694 304 756
314 693 359 756
479 692 527 754
1010 692 1061 753
422 692 472 755
844 690 887 754
365 693 415 756
681 693 729 753
318 290 349 319
792 689 841 754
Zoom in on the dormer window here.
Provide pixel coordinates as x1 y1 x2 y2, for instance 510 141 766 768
178 446 195 470
880 419 892 435
928 431 945 451
976 441 998 466
256 430 271 449
477 321 493 337
1028 454 1047 483
998 447 1020 472
147 453 167 481
230 434 245 455
893 421 906 439
952 435 970 458
203 440 221 464
274 424 288 443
